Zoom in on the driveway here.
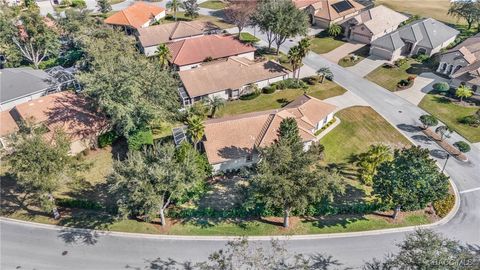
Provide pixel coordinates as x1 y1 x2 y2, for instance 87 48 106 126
347 55 388 77
321 42 365 63
394 72 449 105
324 90 369 112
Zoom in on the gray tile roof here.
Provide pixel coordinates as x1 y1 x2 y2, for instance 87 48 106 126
0 68 53 104
372 18 459 51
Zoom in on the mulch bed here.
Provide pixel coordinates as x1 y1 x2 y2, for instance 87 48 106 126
421 128 468 162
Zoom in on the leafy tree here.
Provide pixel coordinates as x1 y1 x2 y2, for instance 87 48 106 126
373 146 449 219
166 0 182 21
455 85 474 103
435 125 452 141
186 114 205 150
109 143 206 225
252 118 344 227
448 0 480 29
364 229 480 270
316 67 333 83
271 0 308 54
327 23 342 37
8 131 83 219
155 43 171 69
183 0 200 19
24 0 37 8
251 0 277 49
78 28 180 137
96 0 112 14
3 7 60 68
454 141 471 153
0 4 23 67
224 0 257 36
209 96 225 118
419 114 438 129
356 144 393 186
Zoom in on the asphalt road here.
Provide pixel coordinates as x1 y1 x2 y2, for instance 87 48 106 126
2 8 480 269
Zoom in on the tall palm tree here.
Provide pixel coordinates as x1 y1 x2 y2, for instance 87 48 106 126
296 37 311 79
155 44 171 69
209 96 225 118
317 67 333 83
186 115 204 150
288 46 302 80
166 0 182 21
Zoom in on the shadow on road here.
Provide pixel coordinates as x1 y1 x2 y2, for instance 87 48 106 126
397 124 421 133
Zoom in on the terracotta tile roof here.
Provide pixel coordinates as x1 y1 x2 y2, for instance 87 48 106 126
292 0 322 9
312 0 365 21
0 111 18 137
167 35 256 66
137 21 218 48
178 57 288 98
104 2 165 29
203 95 337 164
12 92 109 142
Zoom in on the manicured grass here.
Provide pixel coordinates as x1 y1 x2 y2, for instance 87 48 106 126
109 0 125 4
419 93 480 142
163 12 234 29
239 32 260 44
320 106 412 163
199 0 226 10
217 81 347 117
375 0 463 25
338 45 370 67
310 32 346 54
365 59 429 91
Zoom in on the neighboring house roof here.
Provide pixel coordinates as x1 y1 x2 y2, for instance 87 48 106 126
137 21 218 48
104 2 165 29
311 0 365 21
351 5 408 36
371 18 459 51
293 0 322 9
178 57 288 98
445 33 480 65
452 61 480 84
11 92 108 142
166 35 256 66
0 111 18 137
203 95 337 164
0 68 53 105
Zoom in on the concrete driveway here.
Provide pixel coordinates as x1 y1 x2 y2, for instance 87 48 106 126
395 72 449 105
324 90 369 112
321 42 365 63
347 55 388 77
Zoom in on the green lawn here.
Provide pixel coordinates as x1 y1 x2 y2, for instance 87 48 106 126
320 106 412 163
338 45 370 67
310 32 346 54
162 12 234 29
239 32 260 44
419 93 480 142
217 81 346 117
199 0 226 10
365 59 430 91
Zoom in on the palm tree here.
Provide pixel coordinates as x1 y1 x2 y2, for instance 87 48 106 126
155 44 171 69
455 85 473 103
317 67 333 83
209 96 225 118
186 115 204 150
288 46 302 80
166 0 182 21
435 125 452 141
327 23 342 37
296 37 311 79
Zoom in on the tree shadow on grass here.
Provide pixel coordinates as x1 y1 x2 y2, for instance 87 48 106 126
304 214 368 229
406 63 431 75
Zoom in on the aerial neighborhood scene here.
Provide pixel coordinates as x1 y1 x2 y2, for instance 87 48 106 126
1 0 480 268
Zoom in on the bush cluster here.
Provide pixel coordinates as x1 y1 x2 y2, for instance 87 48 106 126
57 198 102 210
394 58 408 67
433 82 450 93
460 112 480 127
272 78 308 90
453 141 471 153
98 130 119 148
262 86 276 94
433 194 455 218
239 90 261 100
314 118 336 136
302 76 319 85
127 128 153 151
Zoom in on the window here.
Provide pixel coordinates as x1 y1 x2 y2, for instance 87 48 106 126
417 48 427 55
246 155 253 162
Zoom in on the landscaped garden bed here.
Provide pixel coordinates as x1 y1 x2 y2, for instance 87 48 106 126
338 46 370 67
421 128 468 162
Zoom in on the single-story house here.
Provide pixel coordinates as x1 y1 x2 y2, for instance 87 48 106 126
3 91 109 154
178 57 289 106
345 5 408 44
104 2 166 34
137 21 221 56
167 35 256 70
202 95 337 172
295 0 365 28
437 33 480 94
370 18 459 61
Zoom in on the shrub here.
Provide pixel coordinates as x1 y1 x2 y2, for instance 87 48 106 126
57 198 102 210
394 58 408 67
302 76 319 85
459 115 480 127
127 128 153 151
453 141 471 153
414 53 430 63
262 86 275 94
38 57 59 69
98 130 119 148
275 78 308 90
433 194 455 218
433 82 450 93
70 0 86 7
239 90 260 100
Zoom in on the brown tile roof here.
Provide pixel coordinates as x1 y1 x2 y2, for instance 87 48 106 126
293 0 322 9
448 33 480 65
178 57 288 98
137 21 218 48
0 111 18 137
312 0 364 21
167 35 256 66
12 92 109 143
203 95 337 164
104 2 165 29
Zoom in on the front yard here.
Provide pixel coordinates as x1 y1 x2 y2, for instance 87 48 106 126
310 32 347 54
419 93 480 142
365 59 431 91
338 46 370 67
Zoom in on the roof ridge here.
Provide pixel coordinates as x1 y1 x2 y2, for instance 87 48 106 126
170 21 181 39
422 19 434 48
121 9 134 27
172 39 187 63
254 113 276 148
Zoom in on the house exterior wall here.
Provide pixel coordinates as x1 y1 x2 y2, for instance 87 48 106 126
0 91 45 112
350 26 372 43
212 154 260 172
370 45 396 60
142 45 158 57
439 51 469 69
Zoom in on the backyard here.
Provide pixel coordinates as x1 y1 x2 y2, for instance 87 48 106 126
162 11 233 29
419 93 480 142
199 0 226 10
365 59 431 91
310 32 347 55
